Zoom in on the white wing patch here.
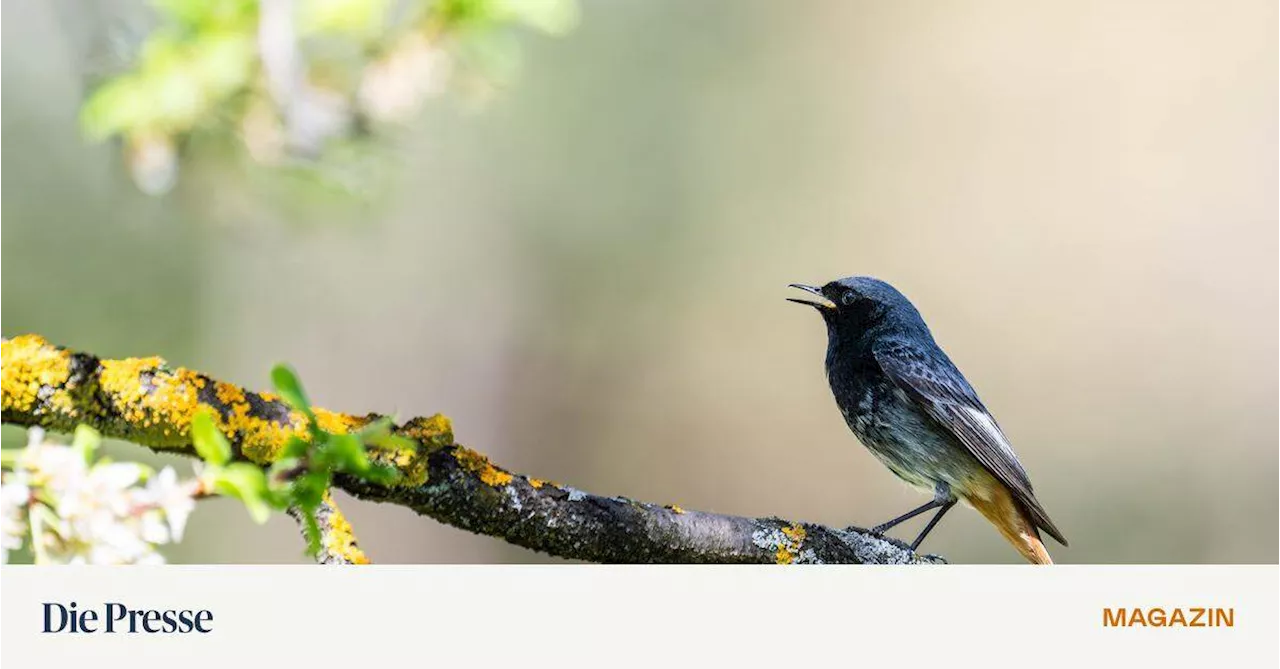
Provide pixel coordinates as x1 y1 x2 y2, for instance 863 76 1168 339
961 406 1024 471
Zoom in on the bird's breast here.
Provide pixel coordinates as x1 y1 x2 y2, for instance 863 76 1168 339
828 371 968 490
836 381 923 449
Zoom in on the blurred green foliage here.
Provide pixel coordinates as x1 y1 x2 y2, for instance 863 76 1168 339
79 0 578 195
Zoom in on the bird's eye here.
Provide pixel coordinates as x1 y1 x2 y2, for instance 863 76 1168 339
842 291 856 306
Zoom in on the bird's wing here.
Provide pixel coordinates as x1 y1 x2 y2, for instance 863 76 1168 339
873 339 1068 546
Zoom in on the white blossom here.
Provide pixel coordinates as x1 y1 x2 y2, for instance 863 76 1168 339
358 34 451 123
3 428 206 565
0 473 31 562
18 427 88 496
57 462 144 519
138 467 196 542
139 510 170 544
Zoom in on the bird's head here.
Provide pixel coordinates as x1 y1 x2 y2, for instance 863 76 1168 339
787 276 921 333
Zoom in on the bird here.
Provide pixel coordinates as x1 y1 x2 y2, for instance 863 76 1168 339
788 276 1067 564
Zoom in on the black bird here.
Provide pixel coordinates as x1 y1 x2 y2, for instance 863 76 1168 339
788 276 1067 563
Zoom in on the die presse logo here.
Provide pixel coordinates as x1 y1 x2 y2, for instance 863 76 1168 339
42 601 213 634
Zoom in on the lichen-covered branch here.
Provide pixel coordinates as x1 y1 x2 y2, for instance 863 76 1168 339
1 335 940 564
287 492 370 565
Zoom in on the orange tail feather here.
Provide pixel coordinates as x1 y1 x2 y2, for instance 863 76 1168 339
965 486 1054 564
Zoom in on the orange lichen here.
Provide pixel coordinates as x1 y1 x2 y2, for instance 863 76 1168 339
1 335 73 415
528 478 548 489
453 446 513 487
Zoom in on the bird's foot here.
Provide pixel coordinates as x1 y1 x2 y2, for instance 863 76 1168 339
870 522 895 536
840 522 894 536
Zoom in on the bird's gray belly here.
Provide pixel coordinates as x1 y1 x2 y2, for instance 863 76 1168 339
838 383 979 491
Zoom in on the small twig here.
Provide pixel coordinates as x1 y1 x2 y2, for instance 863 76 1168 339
286 492 370 565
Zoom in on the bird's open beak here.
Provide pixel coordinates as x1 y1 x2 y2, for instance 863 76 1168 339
787 283 835 310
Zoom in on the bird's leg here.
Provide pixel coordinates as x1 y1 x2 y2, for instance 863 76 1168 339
870 500 943 535
909 499 957 550
871 482 955 538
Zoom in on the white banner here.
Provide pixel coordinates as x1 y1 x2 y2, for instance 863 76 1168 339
2 565 1276 667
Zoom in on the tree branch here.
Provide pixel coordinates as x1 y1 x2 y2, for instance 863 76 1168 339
1 335 941 564
287 492 370 565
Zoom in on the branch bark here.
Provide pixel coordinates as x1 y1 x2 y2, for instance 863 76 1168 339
286 492 370 565
1 335 941 564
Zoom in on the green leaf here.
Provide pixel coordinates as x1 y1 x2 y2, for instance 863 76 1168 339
271 364 315 421
301 509 322 556
348 419 408 484
268 456 303 481
213 462 273 523
191 410 233 466
353 416 395 439
282 436 311 460
363 431 417 453
359 462 399 485
291 471 329 509
435 0 493 27
71 425 102 464
80 76 150 141
320 433 370 473
185 33 257 96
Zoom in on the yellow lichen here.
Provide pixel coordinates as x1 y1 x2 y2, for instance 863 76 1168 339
46 389 77 417
321 492 370 565
4 334 440 486
98 357 208 441
668 505 686 514
338 413 448 488
315 408 366 435
214 381 245 406
379 445 426 487
400 413 454 449
528 478 547 489
1 335 73 415
776 524 808 564
453 447 513 487
210 381 302 463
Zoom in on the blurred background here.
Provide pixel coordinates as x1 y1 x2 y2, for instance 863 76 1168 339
2 0 1275 564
